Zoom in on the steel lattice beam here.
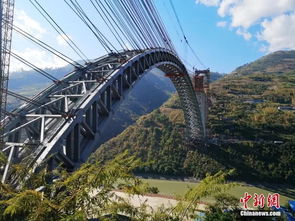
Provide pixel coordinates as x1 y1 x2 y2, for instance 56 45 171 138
0 48 205 184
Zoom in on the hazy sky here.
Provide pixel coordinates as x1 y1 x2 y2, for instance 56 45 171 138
11 0 295 74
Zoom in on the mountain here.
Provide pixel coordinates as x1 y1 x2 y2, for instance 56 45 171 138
9 65 74 90
5 65 187 141
98 69 176 142
232 50 295 76
7 64 224 141
90 51 295 184
100 71 224 141
7 66 176 125
7 65 74 111
210 72 224 82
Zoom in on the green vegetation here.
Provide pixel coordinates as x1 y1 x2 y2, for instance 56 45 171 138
0 152 237 221
139 178 196 195
91 86 295 184
233 50 295 76
3 50 295 221
211 71 295 141
91 51 295 186
142 179 294 205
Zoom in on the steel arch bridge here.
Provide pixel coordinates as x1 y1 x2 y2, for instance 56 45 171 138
1 48 205 183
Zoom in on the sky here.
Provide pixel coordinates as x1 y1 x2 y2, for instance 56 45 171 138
10 0 295 75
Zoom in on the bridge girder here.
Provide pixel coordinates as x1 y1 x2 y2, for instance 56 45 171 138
0 48 204 184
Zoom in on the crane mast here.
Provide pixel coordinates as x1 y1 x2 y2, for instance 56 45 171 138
0 0 15 139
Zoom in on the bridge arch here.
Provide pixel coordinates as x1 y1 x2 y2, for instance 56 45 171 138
1 48 204 183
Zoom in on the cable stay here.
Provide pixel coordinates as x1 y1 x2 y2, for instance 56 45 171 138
169 0 207 68
0 107 18 118
146 0 176 52
135 0 169 49
104 0 142 50
129 0 158 48
65 0 119 54
6 22 82 68
136 1 164 48
90 0 126 51
4 89 69 116
0 107 20 128
140 1 168 49
8 50 60 83
122 0 154 48
29 0 89 63
5 89 45 108
114 0 149 49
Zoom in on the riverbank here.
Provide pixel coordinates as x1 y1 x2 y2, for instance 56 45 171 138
140 178 295 206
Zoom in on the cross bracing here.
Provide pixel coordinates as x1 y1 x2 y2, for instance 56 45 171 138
0 48 204 184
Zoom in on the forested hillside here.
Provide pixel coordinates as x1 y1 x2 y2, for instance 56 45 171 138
91 51 295 184
8 65 223 141
233 50 295 76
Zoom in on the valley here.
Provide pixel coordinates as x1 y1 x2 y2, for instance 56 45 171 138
91 50 295 186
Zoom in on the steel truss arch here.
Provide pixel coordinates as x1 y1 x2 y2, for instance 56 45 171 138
0 48 204 184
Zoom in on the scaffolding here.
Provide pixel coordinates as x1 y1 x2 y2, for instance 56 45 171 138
193 69 210 138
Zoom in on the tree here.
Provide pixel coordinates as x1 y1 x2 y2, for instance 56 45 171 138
0 152 237 221
204 194 240 221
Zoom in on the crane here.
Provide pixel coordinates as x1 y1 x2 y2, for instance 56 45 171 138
0 0 15 143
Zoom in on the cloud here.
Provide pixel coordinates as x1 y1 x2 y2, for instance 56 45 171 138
236 28 251 40
217 0 238 17
10 48 67 73
196 0 221 6
14 9 46 38
216 21 227 27
224 0 295 28
196 0 295 51
11 10 69 73
56 34 72 47
258 13 295 52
